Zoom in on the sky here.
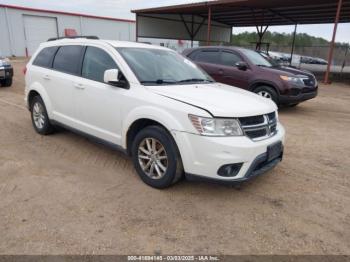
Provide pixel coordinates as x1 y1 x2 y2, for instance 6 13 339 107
1 0 349 44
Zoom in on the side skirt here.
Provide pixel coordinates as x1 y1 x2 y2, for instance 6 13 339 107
50 120 128 156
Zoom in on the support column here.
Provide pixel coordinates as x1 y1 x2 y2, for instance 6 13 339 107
135 14 139 42
290 24 297 66
191 15 194 48
324 0 343 84
207 6 212 46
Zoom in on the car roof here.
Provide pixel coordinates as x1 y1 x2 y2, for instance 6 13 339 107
38 38 170 51
183 46 254 55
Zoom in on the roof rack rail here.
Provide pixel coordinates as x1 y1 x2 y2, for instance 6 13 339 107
47 36 99 41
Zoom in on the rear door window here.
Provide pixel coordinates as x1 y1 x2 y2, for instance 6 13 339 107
53 45 84 75
32 46 59 68
82 46 119 83
193 50 220 64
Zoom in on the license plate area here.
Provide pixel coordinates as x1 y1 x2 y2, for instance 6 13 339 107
267 141 283 162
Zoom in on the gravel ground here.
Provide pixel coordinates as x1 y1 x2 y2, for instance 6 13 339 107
0 60 349 255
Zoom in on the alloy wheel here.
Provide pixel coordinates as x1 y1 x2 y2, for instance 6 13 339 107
33 102 46 129
138 138 168 179
257 90 272 100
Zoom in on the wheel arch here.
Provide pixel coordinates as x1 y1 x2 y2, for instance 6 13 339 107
26 83 53 118
249 81 280 95
122 107 185 156
126 118 167 156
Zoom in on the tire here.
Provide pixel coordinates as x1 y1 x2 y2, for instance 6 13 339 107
1 78 12 87
30 96 55 135
131 125 183 189
254 86 278 105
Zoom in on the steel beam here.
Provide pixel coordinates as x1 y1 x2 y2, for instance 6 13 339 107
324 0 343 84
207 6 212 45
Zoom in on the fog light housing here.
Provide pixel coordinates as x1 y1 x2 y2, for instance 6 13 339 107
217 163 243 177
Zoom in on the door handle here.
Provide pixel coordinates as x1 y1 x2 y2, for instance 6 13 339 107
74 83 85 90
43 75 51 80
218 69 224 75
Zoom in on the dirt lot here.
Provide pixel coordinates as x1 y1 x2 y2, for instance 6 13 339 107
0 60 349 255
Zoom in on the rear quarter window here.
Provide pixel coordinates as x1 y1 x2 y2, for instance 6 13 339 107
32 46 59 68
53 45 84 75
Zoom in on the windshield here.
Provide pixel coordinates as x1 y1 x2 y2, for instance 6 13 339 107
241 49 273 68
117 47 213 85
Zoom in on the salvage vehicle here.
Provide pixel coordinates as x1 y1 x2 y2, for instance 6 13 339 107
25 37 285 188
0 56 13 87
183 46 318 107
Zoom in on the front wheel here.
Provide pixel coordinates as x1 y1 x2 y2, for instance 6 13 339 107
254 86 278 105
131 126 183 189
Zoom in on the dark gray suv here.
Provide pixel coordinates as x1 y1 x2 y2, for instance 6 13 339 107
0 57 13 87
183 46 318 106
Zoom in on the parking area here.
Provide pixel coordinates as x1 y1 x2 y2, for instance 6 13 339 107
0 59 349 255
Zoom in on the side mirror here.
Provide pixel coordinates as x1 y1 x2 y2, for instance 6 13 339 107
236 61 248 71
104 69 129 89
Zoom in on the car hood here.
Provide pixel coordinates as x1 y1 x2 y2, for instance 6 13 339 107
260 66 314 78
147 83 277 117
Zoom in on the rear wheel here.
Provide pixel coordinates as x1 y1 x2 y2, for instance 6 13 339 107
1 78 12 87
254 86 278 105
30 96 55 135
131 125 183 189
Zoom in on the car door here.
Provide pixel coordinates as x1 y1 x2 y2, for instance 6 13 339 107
190 49 222 80
74 45 126 145
50 45 85 126
217 50 251 89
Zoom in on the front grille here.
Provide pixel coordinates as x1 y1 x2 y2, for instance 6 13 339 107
301 87 317 93
239 115 264 126
239 112 277 141
303 78 315 87
289 88 301 96
267 112 276 121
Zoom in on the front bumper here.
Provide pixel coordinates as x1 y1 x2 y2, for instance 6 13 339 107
172 123 285 183
280 87 318 104
0 66 14 80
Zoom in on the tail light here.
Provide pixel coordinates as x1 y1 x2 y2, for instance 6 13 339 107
23 66 27 75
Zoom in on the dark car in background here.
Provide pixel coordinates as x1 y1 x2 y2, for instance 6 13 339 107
0 57 13 87
183 47 318 106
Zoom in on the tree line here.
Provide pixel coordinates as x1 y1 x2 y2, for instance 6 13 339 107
231 31 348 47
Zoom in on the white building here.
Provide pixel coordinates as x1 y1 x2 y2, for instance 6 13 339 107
0 4 136 57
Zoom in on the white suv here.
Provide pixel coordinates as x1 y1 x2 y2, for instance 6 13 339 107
25 37 285 188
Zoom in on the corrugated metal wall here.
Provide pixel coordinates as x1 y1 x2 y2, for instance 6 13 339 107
0 6 136 57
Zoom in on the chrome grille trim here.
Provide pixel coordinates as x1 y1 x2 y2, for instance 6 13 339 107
239 112 278 141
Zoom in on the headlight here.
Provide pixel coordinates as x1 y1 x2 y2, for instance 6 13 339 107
280 75 303 85
189 115 243 136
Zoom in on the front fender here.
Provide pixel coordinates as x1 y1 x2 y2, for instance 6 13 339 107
121 106 186 148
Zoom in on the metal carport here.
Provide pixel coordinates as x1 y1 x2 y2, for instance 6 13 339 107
132 0 350 83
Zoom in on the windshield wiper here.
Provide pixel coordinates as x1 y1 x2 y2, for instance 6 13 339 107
141 79 177 85
178 78 213 83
